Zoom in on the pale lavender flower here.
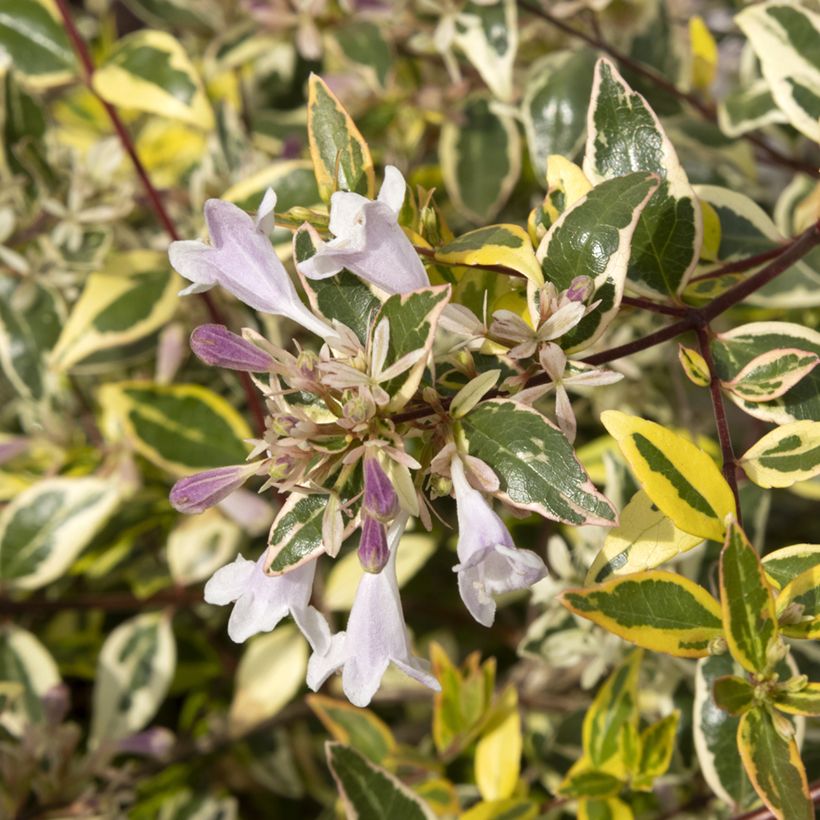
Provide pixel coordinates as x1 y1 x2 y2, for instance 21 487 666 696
307 515 440 707
168 189 334 338
363 456 398 521
296 166 429 294
190 324 275 371
204 551 330 649
358 515 389 573
450 456 547 627
170 463 260 514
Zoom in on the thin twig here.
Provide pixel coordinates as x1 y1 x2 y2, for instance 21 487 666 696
696 323 742 524
54 0 267 437
518 0 820 180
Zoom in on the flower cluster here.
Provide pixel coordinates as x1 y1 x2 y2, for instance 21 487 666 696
168 167 617 706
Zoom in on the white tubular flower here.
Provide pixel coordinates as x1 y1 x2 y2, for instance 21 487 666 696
450 456 548 627
204 551 330 651
306 515 440 707
168 189 334 338
296 166 430 294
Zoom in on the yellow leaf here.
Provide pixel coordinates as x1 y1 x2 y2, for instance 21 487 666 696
740 421 820 489
474 687 521 801
699 200 722 262
689 16 718 91
544 154 592 224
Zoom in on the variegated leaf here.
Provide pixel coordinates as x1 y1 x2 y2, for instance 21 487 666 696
722 349 818 403
740 422 820 489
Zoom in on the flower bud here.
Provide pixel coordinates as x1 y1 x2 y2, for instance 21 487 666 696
363 457 398 521
41 683 70 725
190 324 274 371
358 516 389 573
170 463 257 513
565 275 593 303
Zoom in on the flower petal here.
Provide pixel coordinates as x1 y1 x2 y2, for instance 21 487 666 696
328 191 370 242
343 654 391 707
377 165 406 214
227 587 288 643
391 656 441 693
291 604 332 655
307 631 347 690
203 555 256 606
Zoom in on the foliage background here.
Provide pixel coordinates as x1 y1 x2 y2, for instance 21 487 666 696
0 0 819 817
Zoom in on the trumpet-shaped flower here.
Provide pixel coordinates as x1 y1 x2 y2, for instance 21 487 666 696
307 516 440 707
450 456 547 627
168 189 334 338
204 551 330 650
297 166 429 294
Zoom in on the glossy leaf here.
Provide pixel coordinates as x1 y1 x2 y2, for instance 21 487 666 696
723 349 818 403
720 520 779 675
265 493 327 575
440 95 520 223
307 694 395 764
522 48 598 179
600 411 735 542
326 741 436 820
99 382 251 476
437 225 543 285
307 73 375 201
740 421 820 489
458 400 617 526
536 172 659 353
583 58 701 298
92 30 213 128
90 612 176 746
737 706 812 820
562 571 722 658
586 489 702 584
0 477 122 590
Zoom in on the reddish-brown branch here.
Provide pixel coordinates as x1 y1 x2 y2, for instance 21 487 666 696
696 323 742 524
54 0 267 437
688 244 789 283
731 780 820 820
518 0 820 180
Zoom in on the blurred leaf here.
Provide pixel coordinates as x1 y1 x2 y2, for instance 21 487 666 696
578 797 634 820
307 73 375 202
228 624 307 734
167 507 241 586
461 799 537 820
0 476 122 589
633 711 679 790
720 520 779 675
307 694 395 764
325 741 435 820
0 0 76 88
90 611 177 746
0 623 61 736
92 30 213 128
413 779 460 817
334 22 391 89
712 676 755 717
773 682 820 717
688 16 717 91
99 381 252 476
600 411 735 542
475 687 521 801
718 79 788 138
459 400 617 525
440 96 520 223
562 571 723 658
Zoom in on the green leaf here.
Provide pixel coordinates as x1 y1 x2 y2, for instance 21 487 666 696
452 0 517 102
736 3 820 143
720 520 779 675
762 543 820 589
586 489 702 584
0 0 76 88
99 382 252 476
600 411 735 542
773 682 820 717
90 612 176 746
325 742 436 820
583 58 701 298
307 73 375 201
536 172 659 353
740 422 820 489
633 712 679 791
713 676 755 716
458 400 617 526
775 566 820 639
376 285 451 412
522 48 598 179
0 623 61 736
307 694 395 764
436 224 543 285
265 493 327 574
718 78 788 138
461 799 538 820
737 706 812 820
0 278 62 401
334 21 391 88
92 30 213 128
562 571 722 658
229 625 307 734
558 769 622 798
0 477 122 590
51 252 179 370
693 655 758 811
722 349 818 403
578 797 634 820
440 95 521 223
